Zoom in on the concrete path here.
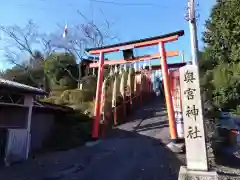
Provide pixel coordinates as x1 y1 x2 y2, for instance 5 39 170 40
0 99 184 180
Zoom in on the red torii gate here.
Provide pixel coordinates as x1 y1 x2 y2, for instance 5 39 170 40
86 30 185 141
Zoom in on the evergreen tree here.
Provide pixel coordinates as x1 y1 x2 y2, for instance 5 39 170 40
202 0 240 112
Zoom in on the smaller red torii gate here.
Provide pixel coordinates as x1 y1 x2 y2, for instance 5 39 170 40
86 30 185 141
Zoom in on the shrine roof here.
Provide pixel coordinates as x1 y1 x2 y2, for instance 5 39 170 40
0 78 46 95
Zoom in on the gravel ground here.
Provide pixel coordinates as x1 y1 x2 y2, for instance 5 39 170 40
205 118 240 180
0 136 182 180
0 99 239 180
211 148 240 180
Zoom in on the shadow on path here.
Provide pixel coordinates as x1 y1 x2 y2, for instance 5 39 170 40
133 121 169 132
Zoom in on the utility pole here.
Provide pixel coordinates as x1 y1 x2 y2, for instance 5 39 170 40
188 0 199 66
181 51 185 63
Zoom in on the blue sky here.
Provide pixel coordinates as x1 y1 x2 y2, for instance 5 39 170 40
0 0 216 70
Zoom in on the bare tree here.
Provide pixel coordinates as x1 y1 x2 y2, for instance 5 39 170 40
0 20 38 58
51 10 118 88
0 20 59 91
0 20 47 86
0 11 118 89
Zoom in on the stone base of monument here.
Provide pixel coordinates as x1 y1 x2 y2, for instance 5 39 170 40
178 166 218 180
167 142 185 153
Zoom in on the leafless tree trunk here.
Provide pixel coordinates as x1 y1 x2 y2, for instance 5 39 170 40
0 20 48 88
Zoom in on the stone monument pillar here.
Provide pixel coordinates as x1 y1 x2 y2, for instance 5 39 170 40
178 64 218 180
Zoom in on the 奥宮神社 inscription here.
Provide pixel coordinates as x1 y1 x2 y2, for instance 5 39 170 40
179 65 208 171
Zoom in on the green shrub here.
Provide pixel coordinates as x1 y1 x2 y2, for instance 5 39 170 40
41 96 58 104
68 89 94 104
50 83 73 92
50 89 65 97
59 89 94 105
70 101 95 115
40 96 67 105
60 90 71 103
210 63 240 110
44 111 93 151
54 98 66 105
80 75 97 95
41 89 96 114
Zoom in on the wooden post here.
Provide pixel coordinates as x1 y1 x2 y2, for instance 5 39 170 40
123 96 126 118
114 107 117 125
24 95 33 132
147 71 151 99
101 114 105 138
24 95 33 159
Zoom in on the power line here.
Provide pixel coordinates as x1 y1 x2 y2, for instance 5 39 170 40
89 0 168 8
